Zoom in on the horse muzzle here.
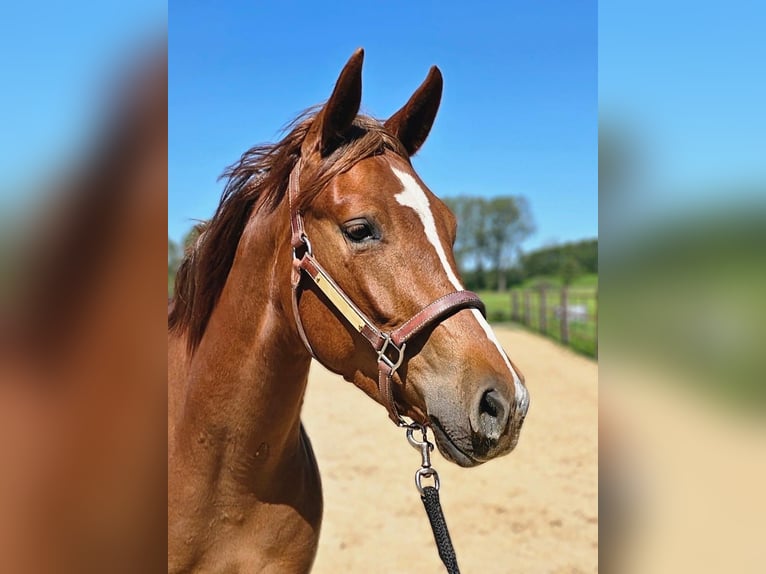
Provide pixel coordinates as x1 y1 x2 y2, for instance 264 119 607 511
428 380 529 468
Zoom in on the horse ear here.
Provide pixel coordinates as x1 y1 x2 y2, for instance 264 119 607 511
305 48 364 157
385 66 443 156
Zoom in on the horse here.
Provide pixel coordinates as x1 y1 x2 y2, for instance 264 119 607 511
168 48 530 573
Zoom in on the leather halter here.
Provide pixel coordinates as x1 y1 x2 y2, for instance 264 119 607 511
288 160 486 425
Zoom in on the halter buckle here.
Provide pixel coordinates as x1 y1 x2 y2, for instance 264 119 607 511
377 335 406 374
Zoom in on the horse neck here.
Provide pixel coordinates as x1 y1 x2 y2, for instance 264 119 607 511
173 200 312 484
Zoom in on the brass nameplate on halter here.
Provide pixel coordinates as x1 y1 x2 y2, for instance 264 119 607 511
311 268 367 333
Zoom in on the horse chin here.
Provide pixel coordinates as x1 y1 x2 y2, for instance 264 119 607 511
429 417 484 468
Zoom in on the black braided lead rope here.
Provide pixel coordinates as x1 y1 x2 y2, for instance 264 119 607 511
421 485 461 574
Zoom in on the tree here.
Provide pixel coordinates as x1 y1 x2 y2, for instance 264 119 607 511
444 195 535 291
444 196 486 271
521 239 597 278
560 253 582 286
168 226 206 295
168 237 182 295
482 196 534 291
168 237 182 272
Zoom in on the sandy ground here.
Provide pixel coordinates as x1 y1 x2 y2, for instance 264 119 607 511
302 325 598 574
600 360 766 574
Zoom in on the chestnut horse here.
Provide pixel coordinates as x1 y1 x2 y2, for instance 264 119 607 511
168 49 530 573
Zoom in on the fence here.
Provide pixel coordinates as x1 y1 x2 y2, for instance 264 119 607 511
494 286 598 358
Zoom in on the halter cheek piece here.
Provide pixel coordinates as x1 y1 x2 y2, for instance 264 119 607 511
288 160 486 425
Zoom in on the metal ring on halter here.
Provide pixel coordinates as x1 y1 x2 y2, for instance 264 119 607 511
301 234 313 256
415 467 440 494
292 233 313 260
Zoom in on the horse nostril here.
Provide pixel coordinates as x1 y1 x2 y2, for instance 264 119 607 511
477 389 509 440
480 390 499 418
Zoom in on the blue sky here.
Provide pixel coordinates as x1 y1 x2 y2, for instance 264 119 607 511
169 1 597 250
0 1 165 199
3 1 762 255
599 0 766 225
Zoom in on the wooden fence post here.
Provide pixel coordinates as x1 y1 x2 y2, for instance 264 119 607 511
560 286 569 344
539 287 547 334
511 291 519 322
523 291 531 326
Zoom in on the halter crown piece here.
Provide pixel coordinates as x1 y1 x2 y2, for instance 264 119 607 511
288 160 486 425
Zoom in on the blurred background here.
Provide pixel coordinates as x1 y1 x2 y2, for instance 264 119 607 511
599 1 765 573
0 1 167 572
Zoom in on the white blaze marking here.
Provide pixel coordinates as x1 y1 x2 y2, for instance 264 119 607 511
391 167 528 408
391 168 462 289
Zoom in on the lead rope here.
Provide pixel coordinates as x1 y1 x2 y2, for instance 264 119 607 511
405 424 461 574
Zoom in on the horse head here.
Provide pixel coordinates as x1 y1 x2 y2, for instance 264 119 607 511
289 49 529 466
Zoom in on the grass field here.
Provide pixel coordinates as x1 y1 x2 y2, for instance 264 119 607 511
479 274 598 357
513 273 598 290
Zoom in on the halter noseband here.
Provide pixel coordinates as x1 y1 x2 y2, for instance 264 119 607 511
288 160 486 425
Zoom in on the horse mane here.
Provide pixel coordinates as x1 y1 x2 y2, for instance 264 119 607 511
169 110 408 351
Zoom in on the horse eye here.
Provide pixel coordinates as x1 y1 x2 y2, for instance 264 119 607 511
343 219 375 242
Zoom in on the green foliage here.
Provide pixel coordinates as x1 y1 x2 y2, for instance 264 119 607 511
560 255 583 286
444 196 487 270
444 195 594 292
521 238 597 278
484 196 534 290
168 237 181 296
504 267 526 289
168 237 181 268
168 226 205 297
444 195 534 291
517 273 598 290
604 204 766 410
